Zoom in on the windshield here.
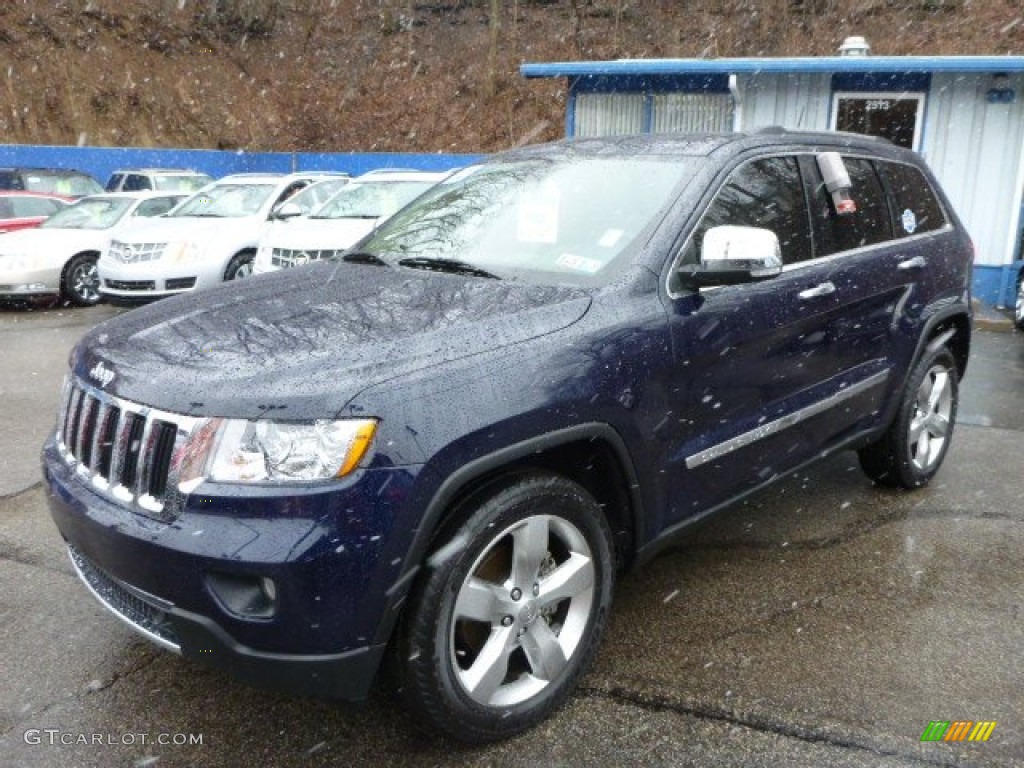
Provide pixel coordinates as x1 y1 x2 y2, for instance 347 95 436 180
40 197 134 229
357 157 695 286
152 174 212 192
313 180 435 220
172 183 276 217
23 172 102 197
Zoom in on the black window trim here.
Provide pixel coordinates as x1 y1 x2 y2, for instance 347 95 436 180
665 150 954 300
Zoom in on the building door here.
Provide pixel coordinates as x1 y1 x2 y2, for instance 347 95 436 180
832 92 924 149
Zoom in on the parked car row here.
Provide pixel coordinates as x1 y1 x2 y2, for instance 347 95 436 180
0 166 447 306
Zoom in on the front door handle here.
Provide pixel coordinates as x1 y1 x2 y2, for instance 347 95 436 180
898 256 926 270
798 281 836 300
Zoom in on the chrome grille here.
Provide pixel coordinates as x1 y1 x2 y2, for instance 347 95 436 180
67 545 180 652
56 378 200 521
109 240 167 264
270 247 343 269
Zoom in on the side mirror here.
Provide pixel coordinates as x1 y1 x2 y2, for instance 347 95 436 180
679 225 782 287
271 202 303 221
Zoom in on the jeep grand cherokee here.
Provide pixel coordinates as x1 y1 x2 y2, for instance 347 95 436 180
42 130 972 742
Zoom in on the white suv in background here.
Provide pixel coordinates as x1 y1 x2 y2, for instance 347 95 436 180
97 173 323 303
253 169 450 274
105 169 213 193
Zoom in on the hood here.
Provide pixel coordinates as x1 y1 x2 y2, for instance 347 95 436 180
263 218 376 251
74 262 591 420
0 226 108 255
114 215 259 245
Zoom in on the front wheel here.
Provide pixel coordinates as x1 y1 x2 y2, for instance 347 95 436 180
858 345 958 489
396 472 615 743
224 251 255 281
61 253 101 306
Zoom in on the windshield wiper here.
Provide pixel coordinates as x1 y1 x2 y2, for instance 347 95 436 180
342 251 388 266
397 257 500 279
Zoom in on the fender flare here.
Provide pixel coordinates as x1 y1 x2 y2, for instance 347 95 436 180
372 422 644 645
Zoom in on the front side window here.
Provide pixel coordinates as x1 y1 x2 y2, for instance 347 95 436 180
681 156 812 270
314 180 436 220
358 156 697 286
10 196 64 217
122 174 151 192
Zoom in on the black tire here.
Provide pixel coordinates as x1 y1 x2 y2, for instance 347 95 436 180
61 253 101 307
858 345 958 489
224 251 255 281
396 472 615 743
1014 269 1024 331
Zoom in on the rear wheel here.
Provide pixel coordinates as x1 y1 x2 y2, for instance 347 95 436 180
858 345 958 489
396 472 615 743
224 251 255 281
61 253 100 306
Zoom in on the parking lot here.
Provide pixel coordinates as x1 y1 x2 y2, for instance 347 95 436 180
0 302 1021 767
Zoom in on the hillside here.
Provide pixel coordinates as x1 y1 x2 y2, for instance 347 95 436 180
1 0 1023 153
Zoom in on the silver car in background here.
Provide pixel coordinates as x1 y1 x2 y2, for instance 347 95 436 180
253 169 449 275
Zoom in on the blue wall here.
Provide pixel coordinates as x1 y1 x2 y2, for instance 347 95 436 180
0 144 483 187
974 262 1023 308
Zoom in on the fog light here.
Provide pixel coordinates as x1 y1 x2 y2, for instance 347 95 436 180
205 572 278 619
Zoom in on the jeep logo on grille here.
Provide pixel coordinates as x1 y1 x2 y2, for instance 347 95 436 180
88 361 115 388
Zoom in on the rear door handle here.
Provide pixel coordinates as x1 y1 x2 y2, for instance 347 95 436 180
798 281 836 300
898 256 926 270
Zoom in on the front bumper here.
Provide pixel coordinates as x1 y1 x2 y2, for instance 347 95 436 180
42 437 421 701
97 257 209 300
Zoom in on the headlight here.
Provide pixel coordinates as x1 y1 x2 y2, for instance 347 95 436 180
164 241 203 264
178 418 378 486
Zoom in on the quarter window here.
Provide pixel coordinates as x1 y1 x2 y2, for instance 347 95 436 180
878 161 947 237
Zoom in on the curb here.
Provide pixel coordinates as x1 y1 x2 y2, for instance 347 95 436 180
972 299 1015 333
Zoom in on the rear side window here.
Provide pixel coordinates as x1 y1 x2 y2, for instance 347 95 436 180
808 156 891 256
106 173 125 192
685 156 812 267
879 161 947 237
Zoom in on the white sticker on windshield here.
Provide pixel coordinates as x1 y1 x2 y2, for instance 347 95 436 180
557 253 602 274
598 229 624 249
901 208 917 234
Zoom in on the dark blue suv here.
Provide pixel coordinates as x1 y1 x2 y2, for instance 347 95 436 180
42 130 973 742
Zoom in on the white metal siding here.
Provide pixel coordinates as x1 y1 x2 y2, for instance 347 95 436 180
922 73 1024 267
736 73 832 132
651 93 733 133
574 93 645 137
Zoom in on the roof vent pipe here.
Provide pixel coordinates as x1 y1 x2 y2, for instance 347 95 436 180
838 36 871 56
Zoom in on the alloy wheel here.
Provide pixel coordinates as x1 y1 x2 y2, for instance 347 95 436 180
449 514 595 708
908 363 954 472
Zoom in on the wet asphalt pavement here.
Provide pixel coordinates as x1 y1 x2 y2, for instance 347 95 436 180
0 302 1021 767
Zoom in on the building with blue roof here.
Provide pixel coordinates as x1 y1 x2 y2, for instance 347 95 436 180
522 41 1024 308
